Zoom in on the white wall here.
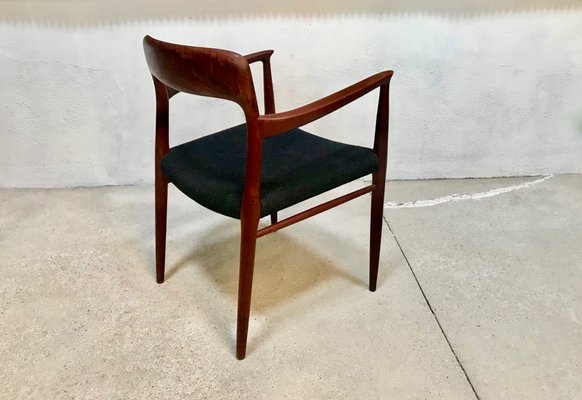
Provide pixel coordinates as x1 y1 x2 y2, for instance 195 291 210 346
1 3 581 187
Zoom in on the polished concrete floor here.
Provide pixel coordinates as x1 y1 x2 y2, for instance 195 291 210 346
1 175 580 399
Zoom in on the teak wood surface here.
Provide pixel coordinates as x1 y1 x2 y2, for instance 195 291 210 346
143 35 393 360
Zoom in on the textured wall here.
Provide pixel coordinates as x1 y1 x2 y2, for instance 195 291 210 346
0 6 581 187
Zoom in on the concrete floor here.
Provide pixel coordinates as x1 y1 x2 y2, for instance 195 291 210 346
0 175 580 399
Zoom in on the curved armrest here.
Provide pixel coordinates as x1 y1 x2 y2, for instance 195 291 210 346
257 70 393 137
244 50 274 64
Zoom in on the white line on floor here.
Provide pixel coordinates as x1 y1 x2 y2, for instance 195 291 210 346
384 175 553 209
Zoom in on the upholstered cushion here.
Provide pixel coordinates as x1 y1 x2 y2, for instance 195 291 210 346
161 124 379 219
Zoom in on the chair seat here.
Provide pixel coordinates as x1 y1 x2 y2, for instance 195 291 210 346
161 124 379 219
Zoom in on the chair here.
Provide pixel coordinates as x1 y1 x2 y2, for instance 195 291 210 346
143 35 393 360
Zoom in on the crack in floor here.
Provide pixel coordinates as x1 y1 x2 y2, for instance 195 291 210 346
383 216 482 400
384 174 553 209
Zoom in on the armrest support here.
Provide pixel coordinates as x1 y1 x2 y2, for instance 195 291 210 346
244 50 276 114
257 70 393 137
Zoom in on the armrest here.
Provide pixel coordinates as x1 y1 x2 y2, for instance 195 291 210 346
257 70 393 137
244 50 274 64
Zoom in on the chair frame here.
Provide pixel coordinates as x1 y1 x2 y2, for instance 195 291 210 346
145 36 393 360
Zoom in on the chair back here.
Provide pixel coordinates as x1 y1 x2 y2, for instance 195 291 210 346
143 35 258 114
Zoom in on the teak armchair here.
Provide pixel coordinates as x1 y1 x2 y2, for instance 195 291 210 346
143 35 393 360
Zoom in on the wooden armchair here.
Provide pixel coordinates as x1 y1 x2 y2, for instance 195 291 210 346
143 35 393 359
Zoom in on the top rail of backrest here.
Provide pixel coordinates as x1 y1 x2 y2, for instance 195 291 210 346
143 35 258 113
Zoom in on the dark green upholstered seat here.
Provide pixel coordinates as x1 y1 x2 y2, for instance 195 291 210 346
161 124 379 219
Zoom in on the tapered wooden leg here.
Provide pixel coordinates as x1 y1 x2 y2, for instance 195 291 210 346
369 173 386 292
370 82 390 292
236 213 259 360
155 175 168 284
270 212 278 225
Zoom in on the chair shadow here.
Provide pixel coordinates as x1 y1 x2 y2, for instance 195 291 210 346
162 219 370 354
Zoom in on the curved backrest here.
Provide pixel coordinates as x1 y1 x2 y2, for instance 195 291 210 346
143 35 258 114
